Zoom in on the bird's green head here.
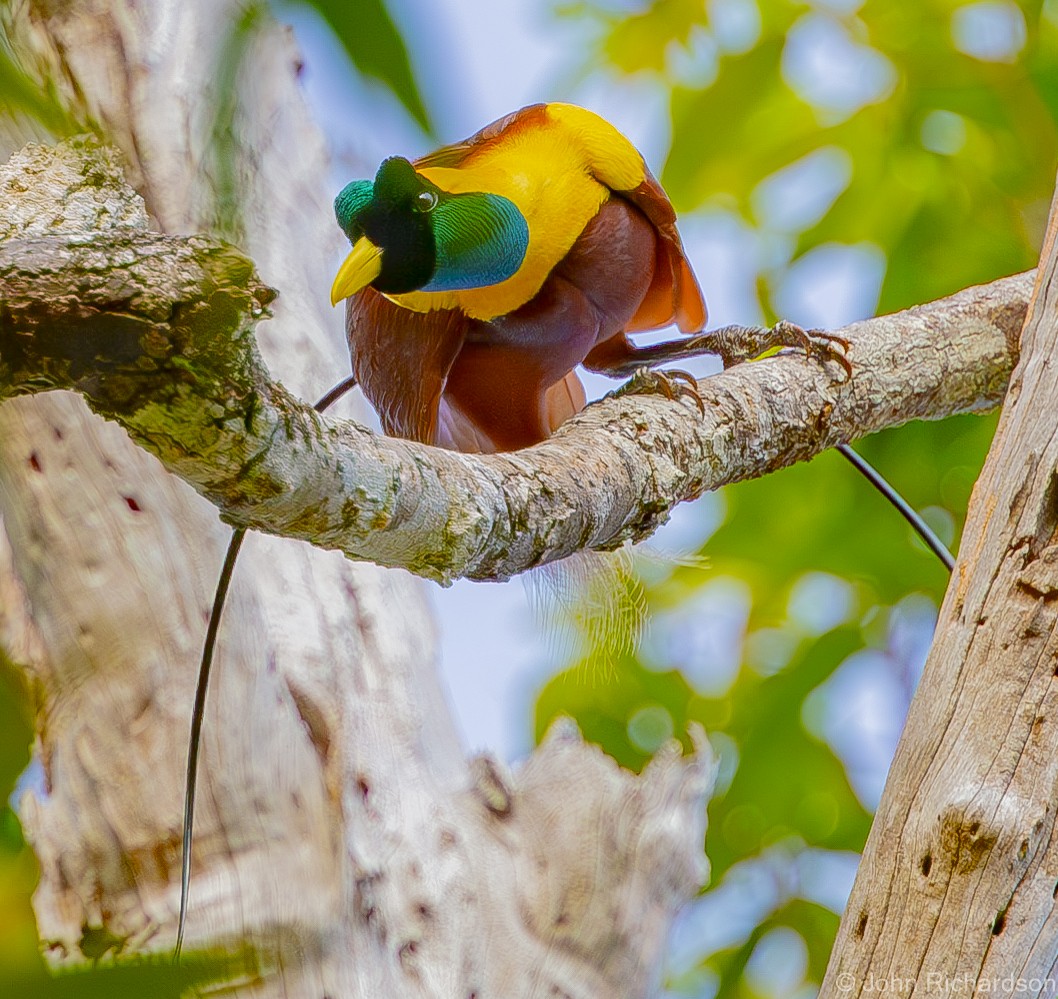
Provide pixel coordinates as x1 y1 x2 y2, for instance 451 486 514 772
331 156 529 306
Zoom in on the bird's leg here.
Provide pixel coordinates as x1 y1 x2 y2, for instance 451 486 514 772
585 321 852 380
589 328 953 572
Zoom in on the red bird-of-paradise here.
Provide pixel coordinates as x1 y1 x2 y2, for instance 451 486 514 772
330 102 708 452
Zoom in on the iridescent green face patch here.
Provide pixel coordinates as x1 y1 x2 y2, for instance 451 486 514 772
423 191 528 292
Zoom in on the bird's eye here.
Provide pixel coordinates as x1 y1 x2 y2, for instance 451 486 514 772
415 190 438 212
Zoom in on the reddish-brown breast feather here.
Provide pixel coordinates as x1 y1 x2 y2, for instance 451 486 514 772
346 289 469 445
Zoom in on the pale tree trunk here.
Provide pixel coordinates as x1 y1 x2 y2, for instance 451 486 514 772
819 188 1058 993
0 3 711 997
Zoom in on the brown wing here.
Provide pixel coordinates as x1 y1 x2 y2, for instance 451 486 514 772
413 104 549 171
617 165 706 335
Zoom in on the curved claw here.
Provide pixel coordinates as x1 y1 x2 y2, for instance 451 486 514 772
613 366 706 416
772 320 853 380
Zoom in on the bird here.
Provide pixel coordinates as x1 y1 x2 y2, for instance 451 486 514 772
329 101 710 452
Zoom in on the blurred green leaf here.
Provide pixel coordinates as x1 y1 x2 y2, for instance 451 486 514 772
705 899 840 999
1 950 251 999
700 628 872 879
0 649 39 984
666 36 819 213
0 650 32 810
779 898 840 984
296 0 432 133
699 413 995 623
535 657 695 773
666 0 1056 310
534 626 872 879
604 0 706 73
0 30 77 134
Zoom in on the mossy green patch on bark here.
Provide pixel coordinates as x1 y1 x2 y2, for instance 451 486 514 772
0 233 273 424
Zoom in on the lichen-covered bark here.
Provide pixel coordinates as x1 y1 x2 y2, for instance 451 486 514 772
0 4 714 997
820 168 1058 998
0 139 1028 583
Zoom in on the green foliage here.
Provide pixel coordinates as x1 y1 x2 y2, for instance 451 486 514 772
707 413 995 616
683 900 840 999
704 627 872 877
293 0 433 133
541 0 1055 994
0 30 77 134
1 952 248 999
0 651 38 984
567 0 1056 313
537 625 872 872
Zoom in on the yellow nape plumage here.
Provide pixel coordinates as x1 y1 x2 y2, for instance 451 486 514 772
388 103 649 320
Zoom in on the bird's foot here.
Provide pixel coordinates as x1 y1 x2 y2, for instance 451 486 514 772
584 321 852 381
707 321 852 378
612 366 706 415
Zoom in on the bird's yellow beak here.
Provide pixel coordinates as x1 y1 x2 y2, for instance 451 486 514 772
330 237 384 306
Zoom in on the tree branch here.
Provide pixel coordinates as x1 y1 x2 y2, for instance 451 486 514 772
0 142 1027 582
